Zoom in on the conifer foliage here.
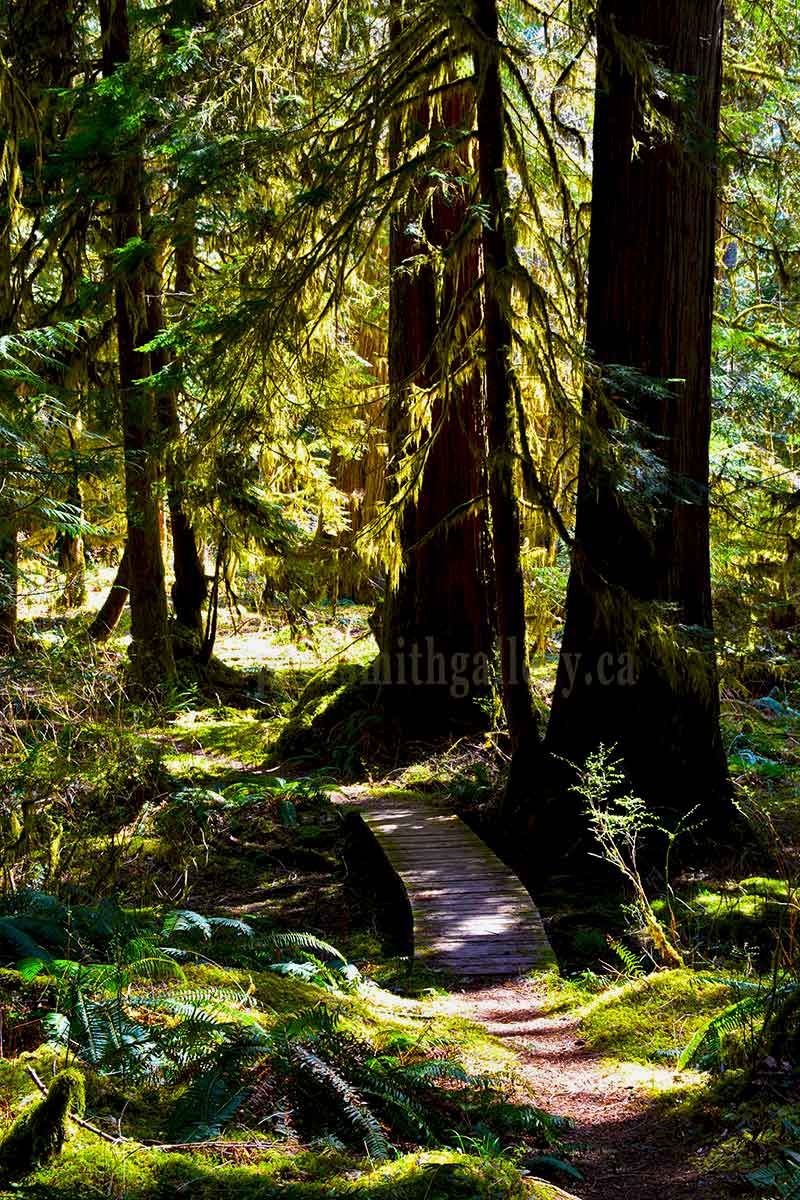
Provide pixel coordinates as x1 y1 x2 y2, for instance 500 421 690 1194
0 0 794 837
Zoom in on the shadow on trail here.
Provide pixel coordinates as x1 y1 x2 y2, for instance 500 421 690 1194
446 980 738 1200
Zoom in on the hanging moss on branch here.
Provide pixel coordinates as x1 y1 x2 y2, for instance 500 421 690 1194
0 1068 86 1181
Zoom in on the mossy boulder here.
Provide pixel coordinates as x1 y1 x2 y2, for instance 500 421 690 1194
0 1068 85 1180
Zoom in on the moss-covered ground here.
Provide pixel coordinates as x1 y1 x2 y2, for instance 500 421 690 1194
3 574 800 1199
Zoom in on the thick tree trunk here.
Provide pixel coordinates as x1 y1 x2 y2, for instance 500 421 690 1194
545 0 731 836
472 0 540 796
379 83 494 729
88 546 130 641
330 426 385 604
329 317 386 606
100 0 174 688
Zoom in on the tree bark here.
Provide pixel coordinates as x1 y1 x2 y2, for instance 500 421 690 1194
100 0 175 688
0 214 16 651
330 425 385 604
88 546 130 641
379 80 494 730
329 315 386 606
545 0 731 836
143 229 207 636
472 0 540 798
0 524 18 651
57 423 87 609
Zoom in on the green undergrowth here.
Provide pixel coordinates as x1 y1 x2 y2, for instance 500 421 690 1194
0 964 574 1199
722 697 800 837
650 877 791 964
575 970 741 1066
163 708 270 776
646 1070 800 1197
0 957 521 1142
0 1144 578 1200
0 1068 85 1182
267 664 383 779
80 768 380 955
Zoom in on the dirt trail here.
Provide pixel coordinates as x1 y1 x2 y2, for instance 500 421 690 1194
446 980 725 1200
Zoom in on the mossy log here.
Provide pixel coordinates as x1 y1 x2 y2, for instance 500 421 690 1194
0 1068 85 1180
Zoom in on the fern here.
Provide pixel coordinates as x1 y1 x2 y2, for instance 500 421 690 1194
266 930 346 962
272 1004 341 1041
0 919 54 962
394 1059 490 1089
168 1068 252 1141
606 936 646 979
288 1044 390 1159
748 1161 800 1200
161 910 213 940
678 983 797 1070
161 910 255 942
208 916 255 939
356 1073 433 1140
5 891 521 1155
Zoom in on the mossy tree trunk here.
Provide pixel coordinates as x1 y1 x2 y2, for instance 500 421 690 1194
0 235 16 651
57 419 87 609
88 544 130 641
58 237 90 613
0 92 17 650
379 74 494 730
100 0 175 688
472 0 540 802
0 522 18 651
143 228 207 637
545 0 731 837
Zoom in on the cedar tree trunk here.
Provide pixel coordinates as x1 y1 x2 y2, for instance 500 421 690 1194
379 84 494 729
545 0 731 837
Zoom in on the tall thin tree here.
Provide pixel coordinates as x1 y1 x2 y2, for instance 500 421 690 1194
99 0 175 685
380 83 494 728
472 0 540 800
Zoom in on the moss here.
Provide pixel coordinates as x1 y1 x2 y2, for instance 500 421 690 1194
0 1068 85 1181
739 875 790 901
267 669 381 778
177 965 509 1075
183 964 325 1017
648 881 786 965
0 1047 72 1110
578 969 737 1065
165 710 268 769
293 663 367 715
11 1144 573 1199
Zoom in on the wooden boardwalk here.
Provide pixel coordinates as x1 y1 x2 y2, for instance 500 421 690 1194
337 790 555 977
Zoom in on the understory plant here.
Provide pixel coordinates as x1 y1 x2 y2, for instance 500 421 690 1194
748 1157 800 1200
0 892 356 1140
0 892 568 1159
259 1019 571 1161
678 801 800 1074
570 746 693 968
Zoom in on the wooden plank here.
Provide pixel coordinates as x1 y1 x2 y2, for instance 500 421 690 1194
334 791 555 976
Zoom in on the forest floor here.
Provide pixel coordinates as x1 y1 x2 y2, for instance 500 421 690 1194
450 979 726 1200
3 572 800 1198
149 601 758 1199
